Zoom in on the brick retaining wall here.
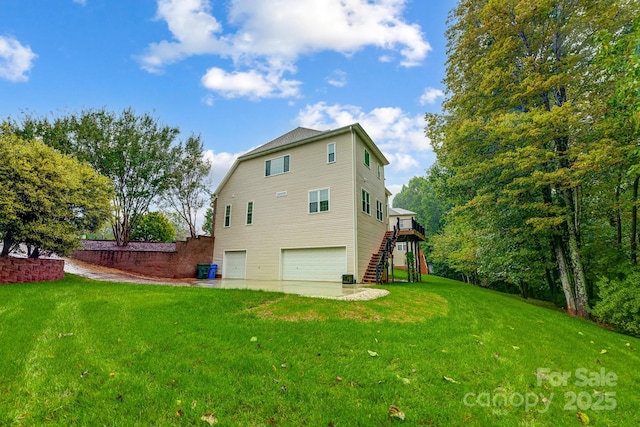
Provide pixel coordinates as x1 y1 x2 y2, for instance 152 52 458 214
72 236 214 278
0 257 65 284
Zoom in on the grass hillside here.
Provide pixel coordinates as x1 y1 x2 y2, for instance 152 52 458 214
0 274 638 426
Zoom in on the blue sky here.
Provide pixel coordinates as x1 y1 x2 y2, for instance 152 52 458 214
1 0 455 199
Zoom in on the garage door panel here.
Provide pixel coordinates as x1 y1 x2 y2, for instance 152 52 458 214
282 247 346 282
224 251 246 279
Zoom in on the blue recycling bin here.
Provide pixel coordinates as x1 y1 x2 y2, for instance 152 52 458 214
208 264 218 279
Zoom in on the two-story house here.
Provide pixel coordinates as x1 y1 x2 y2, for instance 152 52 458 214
212 123 390 283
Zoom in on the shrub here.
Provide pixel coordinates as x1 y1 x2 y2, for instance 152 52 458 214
591 272 640 337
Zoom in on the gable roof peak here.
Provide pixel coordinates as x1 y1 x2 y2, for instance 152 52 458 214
240 126 325 158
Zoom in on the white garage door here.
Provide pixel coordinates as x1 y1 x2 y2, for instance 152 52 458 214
282 247 347 282
223 251 246 279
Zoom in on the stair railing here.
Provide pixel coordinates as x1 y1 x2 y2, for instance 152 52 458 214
375 222 400 284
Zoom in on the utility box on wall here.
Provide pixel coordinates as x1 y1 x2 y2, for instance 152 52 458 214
342 274 355 284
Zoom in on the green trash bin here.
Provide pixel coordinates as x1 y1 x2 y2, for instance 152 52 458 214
197 264 210 279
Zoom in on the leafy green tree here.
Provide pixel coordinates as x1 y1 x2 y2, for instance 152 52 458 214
0 129 112 257
392 168 448 239
131 212 176 243
7 109 181 246
162 134 211 238
429 0 637 317
202 206 213 237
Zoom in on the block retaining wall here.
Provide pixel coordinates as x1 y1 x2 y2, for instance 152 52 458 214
72 236 214 279
0 257 65 284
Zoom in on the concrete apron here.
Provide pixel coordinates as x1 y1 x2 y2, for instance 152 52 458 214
193 278 367 298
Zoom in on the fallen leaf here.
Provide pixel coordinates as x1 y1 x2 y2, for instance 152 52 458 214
577 411 590 425
494 353 500 358
57 332 74 338
109 372 115 377
507 326 515 330
281 363 287 369
578 332 584 335
512 346 520 350
443 376 459 384
176 409 184 417
192 400 197 408
389 404 406 420
368 350 379 357
250 336 258 342
441 349 448 353
599 349 607 354
80 371 88 378
281 385 287 392
625 342 631 347
336 376 343 381
476 340 484 345
272 365 277 371
201 413 218 425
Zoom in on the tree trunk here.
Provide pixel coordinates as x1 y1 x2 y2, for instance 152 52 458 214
564 187 590 318
631 175 639 264
615 173 623 246
1 232 13 257
553 234 577 315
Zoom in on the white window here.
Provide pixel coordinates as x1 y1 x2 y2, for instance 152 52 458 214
246 201 254 225
397 242 407 251
265 155 290 177
376 200 384 221
377 164 382 179
361 189 370 215
327 143 336 163
364 149 370 168
309 189 330 213
224 204 232 227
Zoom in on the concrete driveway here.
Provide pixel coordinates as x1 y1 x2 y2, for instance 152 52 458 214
64 258 388 300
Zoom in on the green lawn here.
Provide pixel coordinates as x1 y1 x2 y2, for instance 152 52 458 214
0 273 638 426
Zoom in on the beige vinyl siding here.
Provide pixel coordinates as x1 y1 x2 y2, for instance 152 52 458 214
213 133 357 280
354 133 388 281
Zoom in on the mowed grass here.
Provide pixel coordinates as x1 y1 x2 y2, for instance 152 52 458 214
0 273 639 426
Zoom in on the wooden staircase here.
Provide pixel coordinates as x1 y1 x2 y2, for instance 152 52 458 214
362 231 397 284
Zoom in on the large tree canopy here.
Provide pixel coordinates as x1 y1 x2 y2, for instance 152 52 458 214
427 0 638 318
0 129 112 257
7 108 182 246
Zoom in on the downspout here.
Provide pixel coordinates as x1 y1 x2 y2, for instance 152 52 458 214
351 125 358 280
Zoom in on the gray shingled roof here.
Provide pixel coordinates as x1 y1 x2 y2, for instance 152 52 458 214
239 127 325 158
389 207 416 216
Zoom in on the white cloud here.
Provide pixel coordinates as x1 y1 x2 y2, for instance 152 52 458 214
201 66 301 99
326 69 347 87
295 102 436 186
139 0 431 98
0 36 37 82
201 94 215 106
296 102 430 153
419 87 444 105
203 149 241 190
72 0 87 6
138 0 229 73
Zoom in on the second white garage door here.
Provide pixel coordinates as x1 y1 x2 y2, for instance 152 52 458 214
282 247 347 282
